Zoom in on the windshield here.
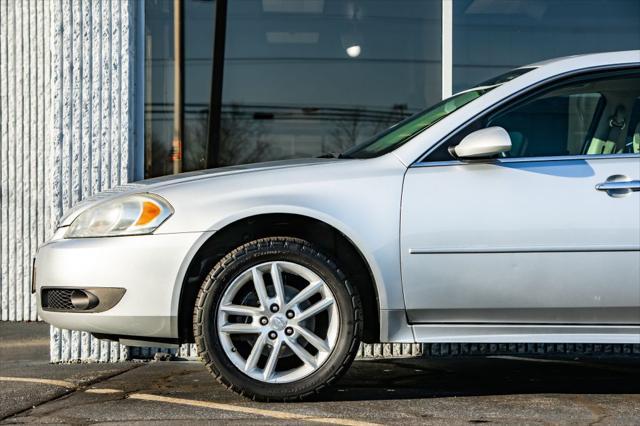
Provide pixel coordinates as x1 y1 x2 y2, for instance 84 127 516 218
343 67 534 159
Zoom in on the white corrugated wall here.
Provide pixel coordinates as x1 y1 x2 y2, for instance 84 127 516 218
48 0 136 363
0 0 137 362
0 0 50 323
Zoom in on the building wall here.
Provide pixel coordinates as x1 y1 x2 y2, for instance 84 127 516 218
0 0 137 362
1 0 50 323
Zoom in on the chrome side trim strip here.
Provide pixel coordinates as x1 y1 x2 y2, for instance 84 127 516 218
412 324 640 344
412 153 640 168
409 245 640 254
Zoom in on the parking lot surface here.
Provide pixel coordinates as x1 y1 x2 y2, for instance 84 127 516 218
1 323 639 425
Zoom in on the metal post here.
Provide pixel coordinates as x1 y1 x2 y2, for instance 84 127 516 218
206 0 228 168
135 0 146 181
172 0 184 174
441 0 453 99
144 34 153 177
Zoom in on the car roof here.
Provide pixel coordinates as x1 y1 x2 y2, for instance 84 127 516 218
527 50 640 69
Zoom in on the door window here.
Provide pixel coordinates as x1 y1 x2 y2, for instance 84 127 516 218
489 92 603 158
425 71 640 162
624 97 640 154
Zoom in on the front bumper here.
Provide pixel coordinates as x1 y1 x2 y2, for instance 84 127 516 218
35 231 208 339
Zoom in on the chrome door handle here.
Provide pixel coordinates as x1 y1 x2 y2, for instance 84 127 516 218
595 181 640 191
595 175 640 197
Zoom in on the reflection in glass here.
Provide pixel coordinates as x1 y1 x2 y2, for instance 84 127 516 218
145 0 175 178
345 66 538 158
145 0 215 178
219 0 442 165
183 0 216 173
453 0 640 92
345 85 498 159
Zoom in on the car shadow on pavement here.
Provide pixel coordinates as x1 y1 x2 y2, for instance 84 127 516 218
316 356 640 402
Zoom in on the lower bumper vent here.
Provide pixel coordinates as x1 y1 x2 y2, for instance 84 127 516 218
42 289 77 311
41 287 125 313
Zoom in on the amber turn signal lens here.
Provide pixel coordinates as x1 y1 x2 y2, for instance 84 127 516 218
136 201 162 226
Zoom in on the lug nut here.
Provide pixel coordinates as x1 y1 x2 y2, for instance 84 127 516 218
286 310 295 319
285 327 294 336
268 331 278 339
270 304 279 313
259 317 268 325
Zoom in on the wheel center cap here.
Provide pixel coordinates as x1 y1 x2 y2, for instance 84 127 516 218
270 315 287 331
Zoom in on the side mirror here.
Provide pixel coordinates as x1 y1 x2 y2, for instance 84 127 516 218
452 126 512 159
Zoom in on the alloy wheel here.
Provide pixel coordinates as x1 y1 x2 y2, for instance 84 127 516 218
216 261 340 383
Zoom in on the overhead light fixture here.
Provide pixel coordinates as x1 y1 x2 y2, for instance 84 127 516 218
345 45 361 58
341 32 363 59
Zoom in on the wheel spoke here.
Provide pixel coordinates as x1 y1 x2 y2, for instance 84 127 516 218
263 339 282 380
296 297 334 322
285 280 323 310
292 325 330 354
251 267 269 309
270 263 286 307
219 304 262 317
285 338 317 368
220 323 262 334
244 333 267 372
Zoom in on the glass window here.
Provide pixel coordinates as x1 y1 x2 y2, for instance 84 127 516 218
453 0 640 93
183 0 217 172
489 91 603 157
425 71 640 161
625 97 640 153
345 67 534 158
344 88 486 159
218 0 442 165
144 0 216 178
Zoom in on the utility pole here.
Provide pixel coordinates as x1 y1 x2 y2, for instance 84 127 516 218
172 0 184 174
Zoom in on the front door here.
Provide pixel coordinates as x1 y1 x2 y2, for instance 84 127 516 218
400 70 640 325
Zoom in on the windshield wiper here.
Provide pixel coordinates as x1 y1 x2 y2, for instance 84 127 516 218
316 152 339 158
316 152 352 159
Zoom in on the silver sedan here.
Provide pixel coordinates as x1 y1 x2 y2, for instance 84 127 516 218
36 50 640 401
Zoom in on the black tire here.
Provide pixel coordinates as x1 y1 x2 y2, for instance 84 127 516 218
193 237 363 401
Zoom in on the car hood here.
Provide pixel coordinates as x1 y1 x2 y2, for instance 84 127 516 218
57 158 340 226
138 158 338 188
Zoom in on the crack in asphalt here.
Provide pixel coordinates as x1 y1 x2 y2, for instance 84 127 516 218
17 389 133 423
570 394 610 426
0 364 142 423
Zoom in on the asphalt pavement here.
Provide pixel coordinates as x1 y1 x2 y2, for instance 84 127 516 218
1 322 639 425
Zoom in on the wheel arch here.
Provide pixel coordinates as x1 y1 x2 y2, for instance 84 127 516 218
176 212 382 344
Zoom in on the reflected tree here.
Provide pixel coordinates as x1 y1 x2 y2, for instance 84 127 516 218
329 104 409 153
218 104 271 166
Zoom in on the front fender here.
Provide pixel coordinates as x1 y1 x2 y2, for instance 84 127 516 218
156 157 407 314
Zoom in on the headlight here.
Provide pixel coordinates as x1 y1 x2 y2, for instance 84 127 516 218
65 194 173 238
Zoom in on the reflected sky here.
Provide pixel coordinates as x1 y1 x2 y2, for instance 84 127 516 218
453 0 640 92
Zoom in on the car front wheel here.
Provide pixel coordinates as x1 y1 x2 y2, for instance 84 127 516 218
193 237 362 401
